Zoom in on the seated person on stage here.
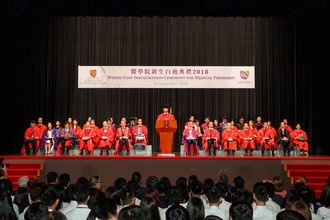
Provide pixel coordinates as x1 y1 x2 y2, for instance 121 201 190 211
236 115 245 130
222 123 238 155
99 121 115 155
72 119 81 148
201 116 210 131
22 120 41 155
248 120 258 138
132 118 148 149
129 117 137 131
115 120 133 155
157 105 175 120
230 119 239 132
276 122 291 156
184 115 196 129
257 122 276 155
202 121 220 156
37 117 47 134
255 116 263 130
40 122 58 155
238 122 255 155
182 121 199 155
107 117 116 133
279 118 293 134
267 121 277 138
79 121 97 155
290 123 309 156
195 120 203 150
59 122 74 155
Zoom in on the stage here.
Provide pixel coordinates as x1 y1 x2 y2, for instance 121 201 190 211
2 154 330 198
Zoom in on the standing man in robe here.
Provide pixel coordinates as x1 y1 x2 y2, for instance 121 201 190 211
157 105 175 120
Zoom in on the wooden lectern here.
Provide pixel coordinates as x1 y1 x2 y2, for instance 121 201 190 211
156 120 177 154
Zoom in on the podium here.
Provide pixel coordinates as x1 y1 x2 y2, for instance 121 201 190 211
156 120 177 154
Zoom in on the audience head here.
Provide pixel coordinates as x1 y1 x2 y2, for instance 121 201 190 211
190 180 203 196
218 169 229 184
165 186 182 206
144 187 160 205
186 197 205 220
204 216 223 220
76 176 90 188
202 178 215 194
288 201 312 220
24 202 49 220
120 187 135 206
146 176 159 189
40 211 67 220
90 175 103 190
47 171 59 185
40 190 60 210
253 182 268 203
166 204 189 220
140 197 161 220
87 198 118 220
276 210 305 220
59 173 70 188
64 184 78 202
132 171 142 184
158 177 171 194
29 184 43 203
206 187 221 205
74 187 90 204
118 205 151 220
229 200 253 220
234 176 245 190
273 176 284 192
115 177 127 190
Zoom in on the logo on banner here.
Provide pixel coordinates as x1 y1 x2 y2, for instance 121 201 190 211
240 70 250 80
90 69 97 78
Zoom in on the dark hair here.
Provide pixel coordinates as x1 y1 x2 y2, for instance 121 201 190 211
64 184 78 202
132 172 142 183
176 177 187 189
88 187 105 209
190 180 203 195
76 176 90 189
146 176 159 189
115 177 127 190
204 215 223 220
186 197 205 220
13 187 30 214
106 186 117 199
74 187 90 203
47 171 58 184
89 176 101 187
58 173 70 188
215 182 228 198
29 184 43 202
188 175 198 189
0 193 16 220
276 210 305 220
40 190 59 207
118 205 151 220
284 193 303 210
87 198 117 220
158 178 171 194
24 202 49 220
127 180 139 195
144 187 160 206
234 176 245 190
140 197 161 220
40 210 67 220
206 187 221 204
229 200 253 220
253 183 268 202
120 187 135 206
273 176 284 192
288 201 312 220
165 186 182 206
0 179 13 194
202 178 215 194
264 181 276 197
166 204 189 220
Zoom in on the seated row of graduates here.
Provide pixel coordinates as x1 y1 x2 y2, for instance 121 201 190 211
22 117 148 155
182 116 309 156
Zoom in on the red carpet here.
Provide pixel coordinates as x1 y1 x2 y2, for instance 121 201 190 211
284 164 330 199
6 163 44 190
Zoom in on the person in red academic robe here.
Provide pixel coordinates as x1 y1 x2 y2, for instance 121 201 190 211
257 122 276 155
201 116 210 131
202 121 220 156
115 120 133 155
59 122 74 155
230 119 239 133
37 117 47 134
131 118 148 147
238 123 255 154
79 121 97 155
21 120 41 155
67 117 73 128
90 119 100 146
267 121 277 138
248 120 258 138
182 121 200 155
157 105 175 120
184 115 196 129
72 119 81 149
290 123 309 155
222 123 238 155
99 121 115 155
40 122 59 155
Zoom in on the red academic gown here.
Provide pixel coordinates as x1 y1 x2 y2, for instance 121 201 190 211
131 125 148 144
222 128 238 151
21 127 42 154
290 129 308 151
182 128 199 155
157 113 175 120
201 123 208 131
238 129 256 150
98 127 115 149
79 128 97 151
202 128 220 152
257 128 276 149
115 127 133 153
278 125 293 134
59 128 73 148
37 124 47 134
72 125 81 137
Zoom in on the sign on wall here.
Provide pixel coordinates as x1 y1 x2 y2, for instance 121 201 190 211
78 66 255 89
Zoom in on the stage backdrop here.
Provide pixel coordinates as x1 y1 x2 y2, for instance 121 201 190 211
1 15 329 155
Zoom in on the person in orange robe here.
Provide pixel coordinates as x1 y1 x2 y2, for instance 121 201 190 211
238 123 255 154
291 123 309 155
79 121 97 155
182 121 200 155
201 116 210 131
115 120 133 155
21 120 41 155
230 119 239 133
131 118 148 149
202 121 220 156
267 121 277 139
72 119 81 149
99 121 115 155
257 122 276 155
157 105 175 120
248 120 258 139
222 123 238 155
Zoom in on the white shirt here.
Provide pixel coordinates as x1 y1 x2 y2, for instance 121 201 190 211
317 206 330 219
253 205 277 220
65 204 91 220
266 198 281 212
18 206 29 220
60 200 78 215
204 205 229 220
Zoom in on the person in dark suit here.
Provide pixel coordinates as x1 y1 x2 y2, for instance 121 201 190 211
276 122 291 156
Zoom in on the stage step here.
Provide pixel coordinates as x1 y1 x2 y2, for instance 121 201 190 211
5 162 44 190
284 163 329 199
